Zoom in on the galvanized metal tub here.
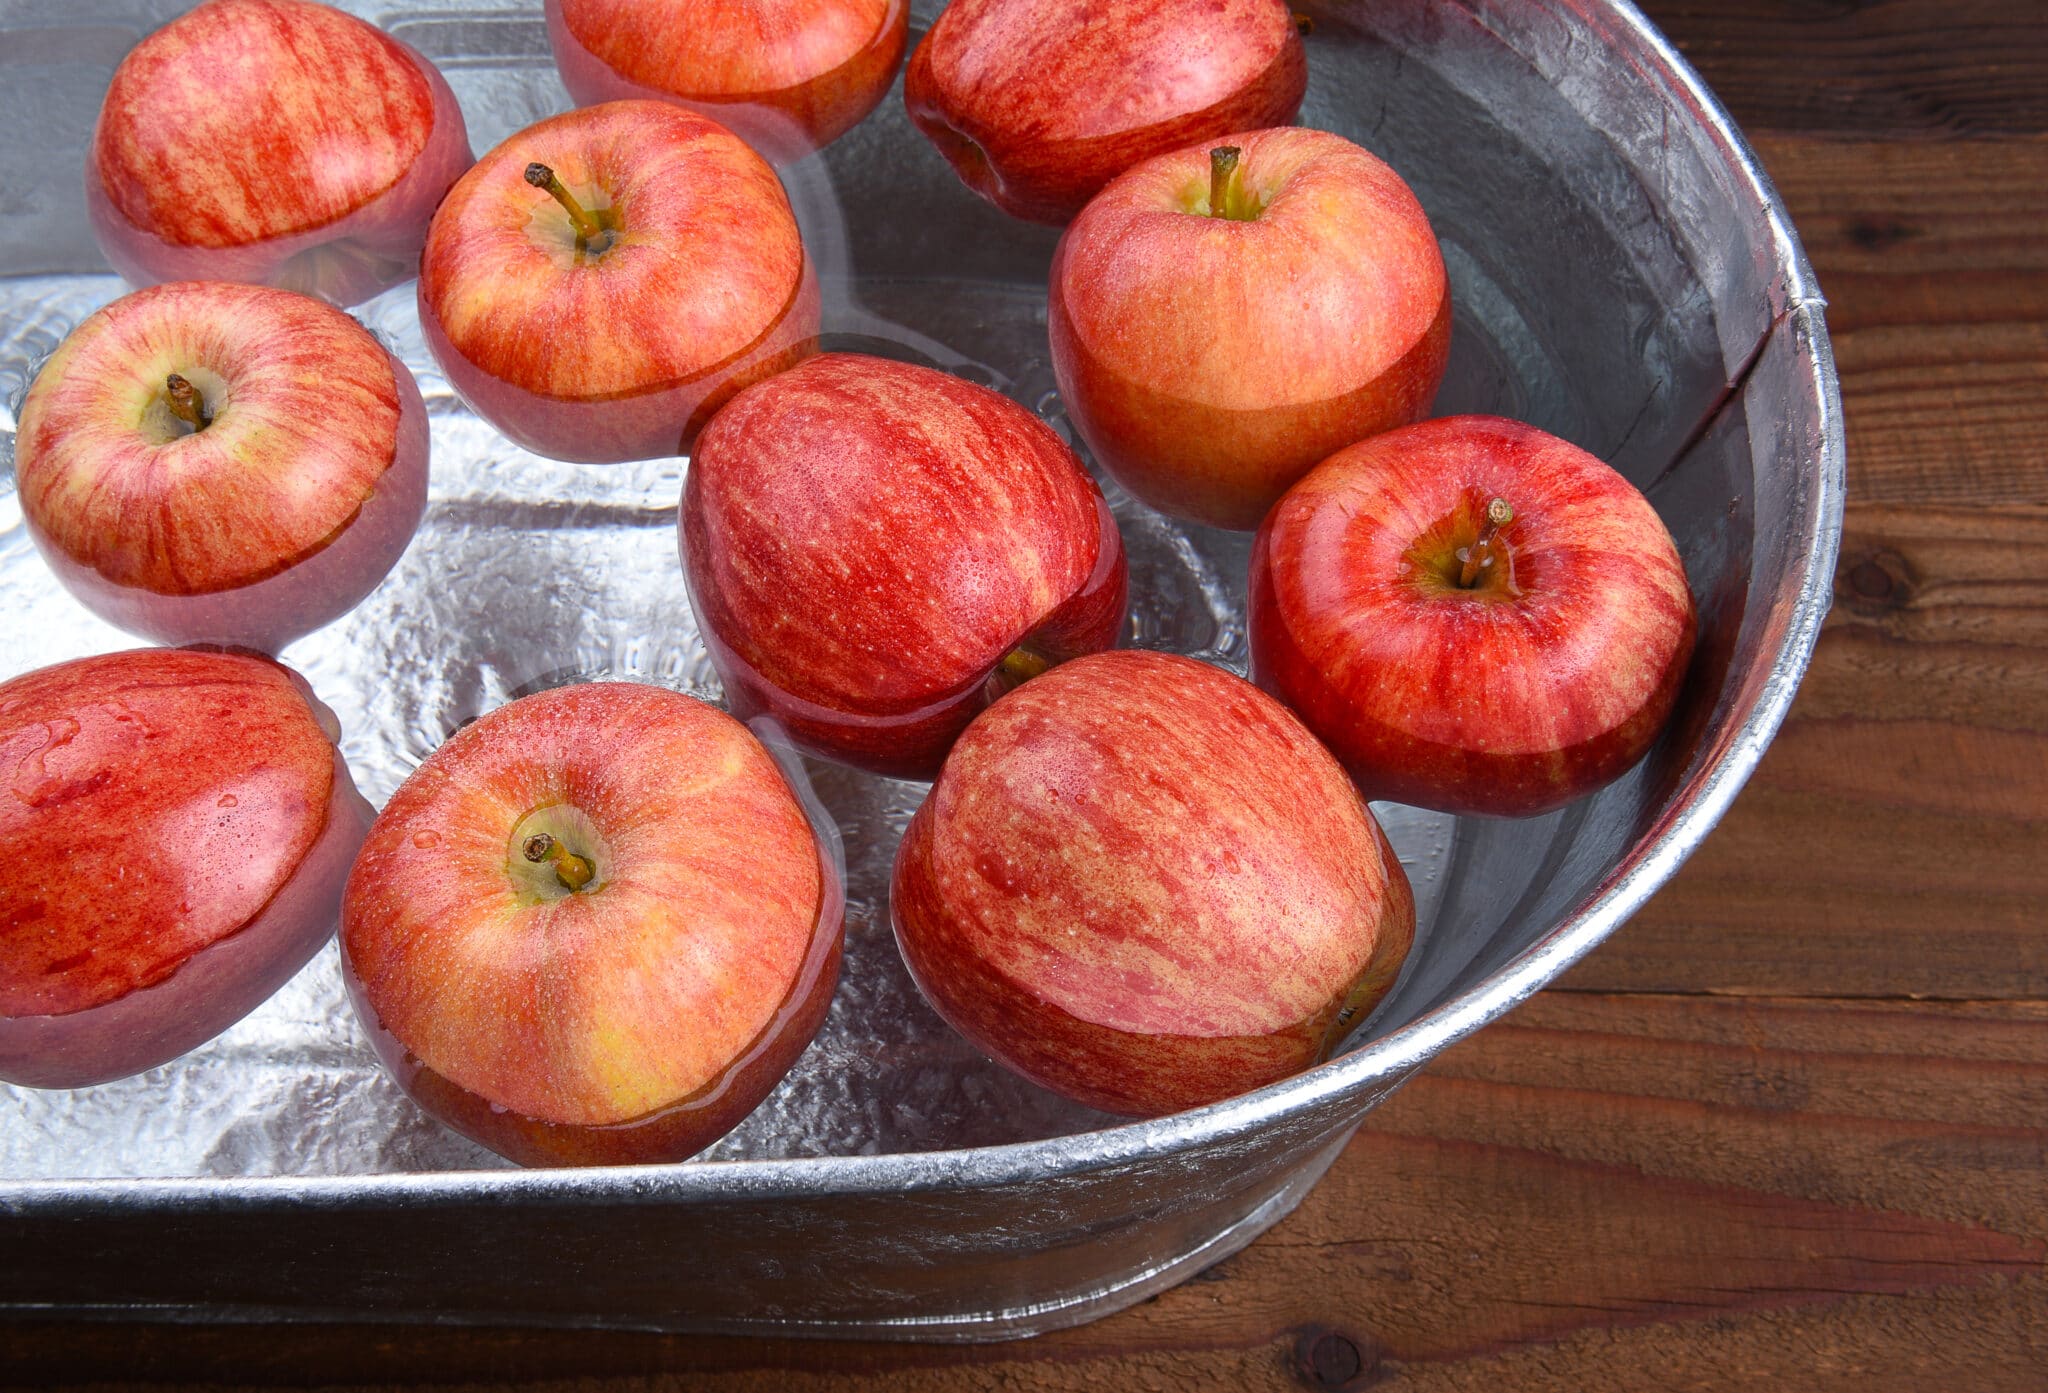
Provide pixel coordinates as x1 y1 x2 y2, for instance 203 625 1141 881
0 0 1842 1337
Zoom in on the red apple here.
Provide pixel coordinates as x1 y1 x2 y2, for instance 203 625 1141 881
12 281 430 654
891 649 1414 1117
418 100 819 464
1049 127 1451 529
680 352 1129 780
87 0 473 308
904 0 1306 225
1249 415 1699 817
546 0 910 165
340 682 843 1167
0 648 371 1089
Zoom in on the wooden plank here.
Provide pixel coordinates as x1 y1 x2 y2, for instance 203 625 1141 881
1822 506 2048 684
1374 994 2048 1233
1832 323 2048 509
1209 1137 2044 1388
1635 0 2048 136
1754 138 2048 334
1746 136 2048 507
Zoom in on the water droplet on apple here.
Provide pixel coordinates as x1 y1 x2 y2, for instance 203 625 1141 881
412 830 439 850
11 717 88 805
216 793 238 809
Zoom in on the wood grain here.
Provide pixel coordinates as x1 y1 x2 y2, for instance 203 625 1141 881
1758 138 2048 335
1637 1 2048 137
1750 135 2048 508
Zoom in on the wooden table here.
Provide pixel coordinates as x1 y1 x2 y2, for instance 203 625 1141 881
6 1 2043 1387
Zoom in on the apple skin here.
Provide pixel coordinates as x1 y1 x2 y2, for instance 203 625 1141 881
891 649 1414 1118
87 0 473 308
418 100 819 464
339 683 843 1168
681 352 1130 781
12 281 430 655
1049 126 1451 530
546 0 909 166
1249 415 1699 817
904 0 1306 225
0 649 372 1089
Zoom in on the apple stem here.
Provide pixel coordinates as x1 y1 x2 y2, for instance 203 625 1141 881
1458 498 1515 589
164 373 210 433
1209 146 1249 220
523 832 595 892
524 162 607 248
999 647 1050 686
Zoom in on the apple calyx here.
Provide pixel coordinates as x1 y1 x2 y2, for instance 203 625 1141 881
163 372 211 433
524 162 616 257
1456 497 1515 589
522 831 595 892
1207 146 1258 222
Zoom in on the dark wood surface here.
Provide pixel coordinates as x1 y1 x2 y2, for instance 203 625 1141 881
9 1 2045 1387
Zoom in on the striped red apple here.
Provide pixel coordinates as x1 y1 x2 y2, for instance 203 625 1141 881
1050 127 1451 529
0 649 372 1089
891 650 1415 1117
1249 415 1699 816
681 353 1129 780
13 281 429 653
340 683 844 1167
546 0 909 165
418 100 819 463
906 0 1306 224
88 0 472 307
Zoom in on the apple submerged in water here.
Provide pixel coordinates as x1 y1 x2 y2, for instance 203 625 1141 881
546 0 910 165
681 352 1129 781
340 682 844 1168
905 0 1307 225
0 648 372 1090
11 281 430 655
891 649 1415 1118
1249 415 1699 817
87 0 473 307
1050 128 1451 530
417 99 820 464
